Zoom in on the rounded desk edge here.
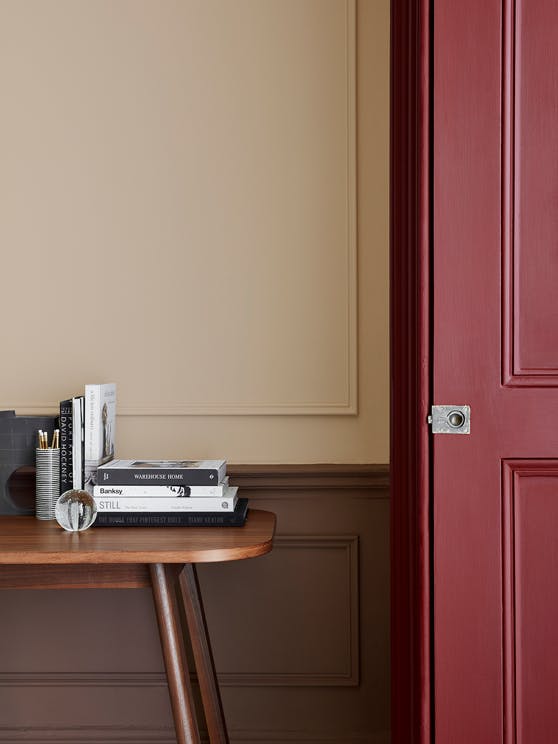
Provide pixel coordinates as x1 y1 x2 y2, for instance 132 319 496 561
0 509 276 565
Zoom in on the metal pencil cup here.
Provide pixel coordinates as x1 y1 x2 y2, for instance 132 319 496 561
35 448 60 520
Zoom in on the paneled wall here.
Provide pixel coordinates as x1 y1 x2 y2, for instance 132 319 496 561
0 0 389 463
0 1 390 742
0 467 389 743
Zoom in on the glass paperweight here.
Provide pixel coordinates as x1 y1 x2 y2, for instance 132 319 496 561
55 489 97 532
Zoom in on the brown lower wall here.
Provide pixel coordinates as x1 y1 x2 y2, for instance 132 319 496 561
0 465 390 744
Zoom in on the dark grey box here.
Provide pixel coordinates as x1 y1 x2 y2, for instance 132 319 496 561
0 412 57 514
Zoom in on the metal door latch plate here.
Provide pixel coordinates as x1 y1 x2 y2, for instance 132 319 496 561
427 405 470 434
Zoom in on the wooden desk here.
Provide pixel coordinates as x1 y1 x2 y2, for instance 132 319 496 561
0 509 276 744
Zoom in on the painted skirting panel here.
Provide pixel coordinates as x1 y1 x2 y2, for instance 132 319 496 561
0 727 390 744
0 464 389 742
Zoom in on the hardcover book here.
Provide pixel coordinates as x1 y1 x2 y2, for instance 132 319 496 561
59 399 73 494
93 477 229 499
94 488 238 512
93 498 249 527
72 396 84 489
97 459 227 486
84 383 116 495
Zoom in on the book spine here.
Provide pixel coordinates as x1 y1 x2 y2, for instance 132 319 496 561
94 511 245 527
85 384 100 462
81 396 85 485
97 468 223 486
93 480 229 498
59 400 73 494
94 494 238 512
72 396 84 489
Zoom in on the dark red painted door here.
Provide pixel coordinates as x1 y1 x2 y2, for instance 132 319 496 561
434 1 558 742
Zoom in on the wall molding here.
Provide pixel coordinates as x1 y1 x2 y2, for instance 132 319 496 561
0 726 388 744
0 728 178 744
220 535 359 686
228 463 389 494
0 672 165 688
3 0 358 419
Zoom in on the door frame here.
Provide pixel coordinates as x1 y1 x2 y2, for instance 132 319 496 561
390 1 431 743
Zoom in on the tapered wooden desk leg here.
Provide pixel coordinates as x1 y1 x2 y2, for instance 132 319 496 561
178 564 230 744
150 563 201 744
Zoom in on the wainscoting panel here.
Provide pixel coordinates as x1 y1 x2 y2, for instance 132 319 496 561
0 465 389 744
202 535 359 687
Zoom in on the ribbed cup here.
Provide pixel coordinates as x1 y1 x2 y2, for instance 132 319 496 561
35 448 60 520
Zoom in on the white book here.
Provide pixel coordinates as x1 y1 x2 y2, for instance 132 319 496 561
94 477 230 499
94 487 238 513
85 383 116 461
84 383 117 495
72 396 83 489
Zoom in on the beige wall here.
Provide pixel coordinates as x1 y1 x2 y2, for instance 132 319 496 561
0 0 389 464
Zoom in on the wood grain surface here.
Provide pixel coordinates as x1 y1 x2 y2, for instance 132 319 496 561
151 563 201 744
0 510 275 565
179 564 229 743
0 563 151 589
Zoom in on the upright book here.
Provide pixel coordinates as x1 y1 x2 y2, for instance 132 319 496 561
59 399 73 494
97 459 227 487
84 383 116 494
72 396 84 490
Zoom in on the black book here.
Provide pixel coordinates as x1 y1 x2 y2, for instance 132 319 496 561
59 399 73 494
97 459 227 487
93 498 249 528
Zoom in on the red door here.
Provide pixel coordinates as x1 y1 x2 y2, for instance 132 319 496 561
434 1 558 741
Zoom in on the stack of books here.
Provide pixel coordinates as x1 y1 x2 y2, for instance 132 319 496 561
92 459 248 527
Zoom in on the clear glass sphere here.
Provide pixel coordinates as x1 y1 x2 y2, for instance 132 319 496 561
55 489 97 532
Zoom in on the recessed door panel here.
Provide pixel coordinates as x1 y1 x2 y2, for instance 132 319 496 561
503 462 558 743
504 0 558 384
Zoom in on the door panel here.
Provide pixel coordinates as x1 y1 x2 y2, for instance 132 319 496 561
434 1 502 740
434 0 558 741
503 462 558 744
512 0 558 379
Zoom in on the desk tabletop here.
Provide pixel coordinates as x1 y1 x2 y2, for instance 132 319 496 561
0 509 275 565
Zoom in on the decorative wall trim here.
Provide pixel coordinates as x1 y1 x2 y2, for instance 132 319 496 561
4 1 358 419
0 728 178 744
344 0 358 416
0 726 388 744
231 733 389 744
0 673 166 688
228 464 389 494
220 535 359 686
